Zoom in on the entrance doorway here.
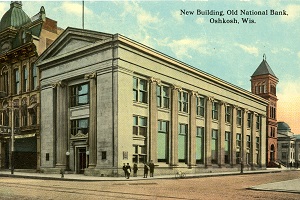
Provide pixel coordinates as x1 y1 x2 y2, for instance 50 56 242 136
77 147 87 174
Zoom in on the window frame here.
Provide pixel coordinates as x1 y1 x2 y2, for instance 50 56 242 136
70 82 90 107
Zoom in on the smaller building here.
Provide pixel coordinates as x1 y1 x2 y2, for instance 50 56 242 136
277 122 296 167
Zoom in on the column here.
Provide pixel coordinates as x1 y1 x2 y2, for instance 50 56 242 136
149 77 159 163
231 105 238 166
251 112 257 169
55 81 68 168
205 97 213 167
260 115 267 168
170 85 180 166
219 101 226 167
242 108 248 167
85 72 97 168
189 91 197 167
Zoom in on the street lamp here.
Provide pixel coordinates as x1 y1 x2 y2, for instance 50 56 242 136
3 102 18 175
66 151 70 171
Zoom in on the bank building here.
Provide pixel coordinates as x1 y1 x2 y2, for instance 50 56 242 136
34 26 275 176
0 2 61 171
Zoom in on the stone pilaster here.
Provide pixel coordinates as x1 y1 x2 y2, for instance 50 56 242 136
170 85 180 166
219 101 226 167
242 108 248 166
260 115 267 168
189 91 197 167
53 81 68 168
149 77 160 163
205 96 213 167
231 105 238 166
85 72 97 168
251 112 257 169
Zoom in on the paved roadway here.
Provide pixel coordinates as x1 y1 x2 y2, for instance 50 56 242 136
0 169 299 199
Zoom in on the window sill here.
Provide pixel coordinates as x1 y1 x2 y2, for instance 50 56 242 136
133 102 148 108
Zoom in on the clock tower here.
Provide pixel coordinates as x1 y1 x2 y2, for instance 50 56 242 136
251 54 278 167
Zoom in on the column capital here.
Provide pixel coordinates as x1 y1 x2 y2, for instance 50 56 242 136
189 90 198 96
233 105 239 109
172 84 182 91
242 108 249 113
84 72 97 80
149 77 161 85
52 81 66 88
206 96 214 102
219 101 227 106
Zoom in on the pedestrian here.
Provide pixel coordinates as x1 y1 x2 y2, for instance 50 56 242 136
122 163 127 178
126 163 131 179
143 163 149 178
149 160 155 177
133 163 138 177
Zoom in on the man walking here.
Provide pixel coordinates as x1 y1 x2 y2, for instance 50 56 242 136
126 163 131 179
149 160 155 177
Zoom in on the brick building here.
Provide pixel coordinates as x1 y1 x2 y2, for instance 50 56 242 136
0 1 62 171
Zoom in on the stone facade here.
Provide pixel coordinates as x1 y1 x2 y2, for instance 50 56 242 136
36 27 268 176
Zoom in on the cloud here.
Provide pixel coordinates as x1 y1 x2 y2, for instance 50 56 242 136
158 37 208 59
235 43 259 56
171 10 184 23
122 1 160 29
195 17 205 24
60 2 93 16
281 4 300 22
0 3 7 14
298 52 300 58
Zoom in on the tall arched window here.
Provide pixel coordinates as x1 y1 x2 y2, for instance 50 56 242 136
0 66 9 95
31 63 37 90
22 65 28 92
21 98 28 126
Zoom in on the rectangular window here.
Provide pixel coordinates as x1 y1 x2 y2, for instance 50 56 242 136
178 91 189 113
14 68 20 94
157 85 170 108
256 137 260 150
71 118 89 137
133 77 148 103
196 96 205 117
211 129 218 164
70 83 89 107
256 115 260 129
196 127 204 164
31 63 37 90
212 102 218 120
158 120 169 162
133 116 147 137
133 116 148 164
246 135 251 149
282 152 287 159
281 143 289 148
247 113 252 128
225 131 230 164
237 109 242 126
14 109 20 128
22 65 28 92
236 133 241 148
225 105 231 123
178 123 188 162
102 151 107 160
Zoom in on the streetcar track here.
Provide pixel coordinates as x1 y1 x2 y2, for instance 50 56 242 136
1 181 195 200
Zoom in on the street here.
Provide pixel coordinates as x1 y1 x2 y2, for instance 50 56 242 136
0 170 299 200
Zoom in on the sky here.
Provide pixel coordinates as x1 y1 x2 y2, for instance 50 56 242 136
1 0 300 133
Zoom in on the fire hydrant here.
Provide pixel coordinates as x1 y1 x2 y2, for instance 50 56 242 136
60 168 65 178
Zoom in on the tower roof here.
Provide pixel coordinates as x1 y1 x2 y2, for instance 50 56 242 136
252 54 277 78
0 1 31 31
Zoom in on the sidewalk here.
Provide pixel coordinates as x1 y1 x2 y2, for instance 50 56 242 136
0 168 285 182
